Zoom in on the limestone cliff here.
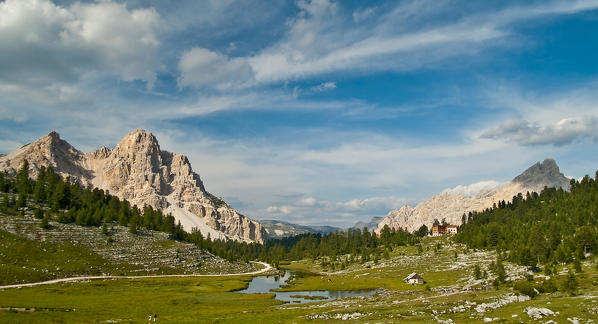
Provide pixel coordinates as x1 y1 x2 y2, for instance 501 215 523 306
0 130 267 243
377 158 571 233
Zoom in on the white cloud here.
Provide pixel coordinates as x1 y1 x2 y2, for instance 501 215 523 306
310 81 336 92
442 180 504 197
176 0 598 89
0 0 161 94
177 48 254 89
352 7 376 23
481 117 598 146
297 197 317 206
262 195 411 226
477 81 598 147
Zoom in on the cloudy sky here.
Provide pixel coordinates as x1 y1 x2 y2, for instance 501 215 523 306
1 0 598 227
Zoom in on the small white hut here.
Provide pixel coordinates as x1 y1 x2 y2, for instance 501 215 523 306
404 272 424 285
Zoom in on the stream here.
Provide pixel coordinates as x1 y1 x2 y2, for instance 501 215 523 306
237 271 377 304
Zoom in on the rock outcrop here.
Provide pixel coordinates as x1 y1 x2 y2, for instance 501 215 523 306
377 158 570 233
0 130 267 243
353 216 384 231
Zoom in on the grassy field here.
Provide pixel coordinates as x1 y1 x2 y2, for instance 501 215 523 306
0 230 142 285
1 236 597 323
0 211 257 285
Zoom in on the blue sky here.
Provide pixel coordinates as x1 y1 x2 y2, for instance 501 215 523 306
1 0 598 227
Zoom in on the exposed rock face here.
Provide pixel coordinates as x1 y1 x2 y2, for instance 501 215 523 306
0 130 267 243
377 158 570 233
353 216 384 231
260 219 340 239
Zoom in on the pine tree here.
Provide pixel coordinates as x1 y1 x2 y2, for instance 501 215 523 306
0 194 8 212
129 216 138 234
561 270 578 296
41 215 50 229
473 264 482 280
33 207 44 219
16 160 31 194
496 258 506 283
15 192 26 209
574 258 582 273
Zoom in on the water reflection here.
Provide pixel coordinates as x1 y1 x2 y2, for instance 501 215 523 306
237 271 377 304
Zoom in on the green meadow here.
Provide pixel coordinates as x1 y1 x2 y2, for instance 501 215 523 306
2 235 597 323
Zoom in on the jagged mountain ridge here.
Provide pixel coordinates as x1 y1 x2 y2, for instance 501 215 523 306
0 130 267 243
377 158 571 233
353 216 384 231
260 219 341 239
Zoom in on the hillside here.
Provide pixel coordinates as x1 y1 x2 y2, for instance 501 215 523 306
457 173 598 267
0 130 266 243
377 158 571 233
0 211 256 286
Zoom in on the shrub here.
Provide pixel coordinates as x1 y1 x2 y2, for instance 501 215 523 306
33 208 44 219
513 281 538 298
541 279 558 293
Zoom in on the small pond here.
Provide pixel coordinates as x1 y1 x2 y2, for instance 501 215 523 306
237 271 377 304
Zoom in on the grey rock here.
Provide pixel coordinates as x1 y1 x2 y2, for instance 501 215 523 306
377 158 570 233
0 130 266 243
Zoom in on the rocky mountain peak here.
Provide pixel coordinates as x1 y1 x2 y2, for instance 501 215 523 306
89 146 112 159
0 130 88 181
512 157 570 190
114 129 161 155
47 130 60 140
0 130 267 243
377 158 572 234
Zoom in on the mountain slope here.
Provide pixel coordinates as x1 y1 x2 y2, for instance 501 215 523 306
377 158 571 233
0 130 267 243
260 219 340 239
353 216 383 231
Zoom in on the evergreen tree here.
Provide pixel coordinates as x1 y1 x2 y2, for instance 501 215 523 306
16 160 31 194
41 215 50 229
573 258 582 273
529 224 547 264
416 224 429 237
129 216 138 235
33 207 44 219
576 226 596 254
561 270 578 296
473 264 482 280
15 192 27 209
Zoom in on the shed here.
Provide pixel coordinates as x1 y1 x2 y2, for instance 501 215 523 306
404 272 424 285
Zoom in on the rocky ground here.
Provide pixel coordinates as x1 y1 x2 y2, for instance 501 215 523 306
0 211 257 276
278 236 597 323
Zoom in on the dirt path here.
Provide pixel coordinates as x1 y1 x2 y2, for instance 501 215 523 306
0 261 273 290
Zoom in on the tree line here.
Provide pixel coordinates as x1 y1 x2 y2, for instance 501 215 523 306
1 160 421 267
456 172 598 269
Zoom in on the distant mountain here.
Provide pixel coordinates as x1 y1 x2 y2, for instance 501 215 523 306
353 216 384 231
0 130 267 243
377 158 571 233
260 220 340 239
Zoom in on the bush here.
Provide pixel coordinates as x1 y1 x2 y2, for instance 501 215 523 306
33 208 44 219
492 279 500 290
574 259 582 273
513 281 538 298
41 215 50 230
541 279 558 293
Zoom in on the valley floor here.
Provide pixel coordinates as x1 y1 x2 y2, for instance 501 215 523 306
1 235 596 323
